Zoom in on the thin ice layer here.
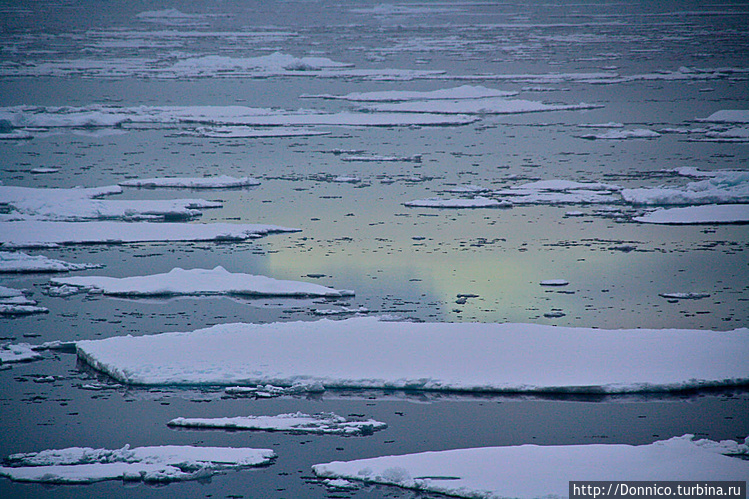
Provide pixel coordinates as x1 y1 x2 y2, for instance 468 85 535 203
0 444 275 484
312 435 749 499
120 175 260 189
0 221 299 248
51 266 352 298
633 204 749 224
76 317 748 393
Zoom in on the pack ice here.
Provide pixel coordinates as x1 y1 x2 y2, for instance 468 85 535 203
75 317 748 393
0 445 275 484
312 435 749 498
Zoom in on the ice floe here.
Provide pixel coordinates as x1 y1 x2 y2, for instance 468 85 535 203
659 292 711 300
540 279 569 286
364 98 601 115
119 175 260 189
495 180 622 205
0 444 275 484
177 126 330 138
580 128 660 140
303 85 517 102
49 266 353 298
312 435 749 498
699 110 749 123
0 343 41 363
0 285 48 316
622 168 749 205
75 317 748 393
0 105 477 129
167 412 386 436
403 197 512 209
633 204 749 224
0 221 299 248
0 184 220 222
0 251 100 273
135 9 214 27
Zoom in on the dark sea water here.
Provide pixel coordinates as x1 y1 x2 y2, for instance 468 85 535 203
1 0 748 497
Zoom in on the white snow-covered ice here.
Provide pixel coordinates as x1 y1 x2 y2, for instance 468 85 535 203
0 251 100 273
0 444 275 484
0 221 299 248
75 317 748 393
312 435 749 499
365 97 601 115
119 175 260 189
404 197 512 209
0 285 48 315
303 85 517 102
167 412 386 436
50 266 353 298
633 204 749 224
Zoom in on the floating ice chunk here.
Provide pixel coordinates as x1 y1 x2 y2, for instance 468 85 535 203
496 180 622 205
700 127 749 142
365 98 601 114
580 128 660 140
0 251 100 273
303 85 517 102
699 110 749 123
168 412 386 436
0 130 33 140
621 169 749 205
0 285 48 315
404 197 512 209
0 221 299 248
30 167 60 174
177 126 330 138
75 317 749 393
161 52 353 78
659 292 711 300
0 444 275 484
444 185 490 194
633 204 749 224
120 175 260 189
0 343 42 363
332 176 361 183
50 266 352 298
540 279 569 286
312 435 749 498
313 306 369 316
0 184 220 222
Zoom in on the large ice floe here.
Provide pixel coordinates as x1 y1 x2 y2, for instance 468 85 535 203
312 435 749 498
0 184 220 222
621 167 749 206
403 197 512 209
302 85 518 102
0 285 48 316
119 175 260 189
0 251 100 273
168 412 386 436
633 204 749 224
0 445 275 484
49 266 353 298
0 104 476 130
363 97 601 114
0 221 298 248
76 317 748 393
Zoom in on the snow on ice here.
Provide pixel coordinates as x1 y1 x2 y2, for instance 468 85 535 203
0 445 275 484
403 197 512 209
0 285 48 316
0 104 477 129
167 412 386 436
633 204 749 224
580 128 661 140
75 317 748 393
50 266 353 298
364 97 601 115
0 221 299 248
0 251 100 273
0 184 220 222
177 126 330 138
119 175 260 189
312 435 749 499
0 343 42 363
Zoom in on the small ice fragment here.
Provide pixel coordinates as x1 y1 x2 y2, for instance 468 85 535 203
540 279 569 286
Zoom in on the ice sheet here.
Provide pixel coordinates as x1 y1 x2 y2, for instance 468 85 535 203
76 317 749 393
312 435 749 498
